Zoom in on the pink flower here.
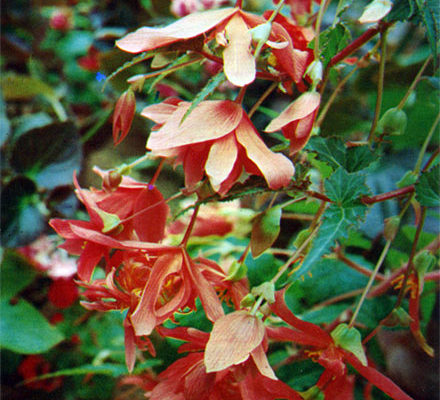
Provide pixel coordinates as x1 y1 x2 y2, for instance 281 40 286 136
142 98 294 195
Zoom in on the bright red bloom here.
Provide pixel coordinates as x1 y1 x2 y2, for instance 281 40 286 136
116 7 309 87
18 355 63 392
50 170 171 281
142 98 294 195
113 88 136 145
268 290 414 400
149 326 302 400
265 91 320 153
48 277 78 308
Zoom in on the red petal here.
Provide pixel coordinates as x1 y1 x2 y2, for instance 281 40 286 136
251 344 277 380
204 311 264 372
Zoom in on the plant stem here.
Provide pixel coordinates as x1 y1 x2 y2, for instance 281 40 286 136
361 185 415 205
248 82 278 118
414 112 440 175
335 247 385 281
180 205 200 247
397 56 432 110
313 0 330 60
367 28 388 144
150 158 165 185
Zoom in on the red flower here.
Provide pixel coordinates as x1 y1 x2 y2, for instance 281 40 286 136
116 7 309 87
18 355 63 392
142 98 294 195
268 290 415 400
50 170 171 281
48 277 78 308
265 91 320 153
78 46 100 72
113 88 136 145
275 0 322 21
149 326 302 400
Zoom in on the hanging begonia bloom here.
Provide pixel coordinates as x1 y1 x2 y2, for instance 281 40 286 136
150 326 302 400
268 290 415 400
142 99 294 195
113 88 136 145
265 91 320 153
116 7 309 87
49 170 171 281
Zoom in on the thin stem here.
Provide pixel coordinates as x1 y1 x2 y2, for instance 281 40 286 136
235 86 247 104
235 0 243 8
313 0 330 60
367 28 388 144
180 205 200 247
150 158 165 185
280 196 308 209
126 153 151 170
249 295 265 316
397 56 432 110
361 185 415 205
248 82 278 118
335 247 385 281
349 240 392 328
414 112 440 175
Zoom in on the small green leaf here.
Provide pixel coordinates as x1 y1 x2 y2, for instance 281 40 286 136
331 323 367 366
415 165 440 207
0 298 64 354
414 0 440 64
96 208 123 234
0 251 36 300
251 206 282 257
386 0 416 22
325 168 369 206
181 72 226 122
397 170 418 188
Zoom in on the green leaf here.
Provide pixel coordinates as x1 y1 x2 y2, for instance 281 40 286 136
416 165 440 207
245 253 283 288
181 72 226 122
0 298 64 353
105 51 156 84
0 251 36 300
386 0 416 22
307 137 376 172
324 168 369 206
414 0 440 63
336 0 354 18
1 177 46 247
312 23 351 68
331 323 367 366
292 203 367 279
10 121 82 189
251 206 282 257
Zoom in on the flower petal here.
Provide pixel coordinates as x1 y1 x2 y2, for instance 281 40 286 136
251 344 277 380
235 116 294 189
204 310 264 372
116 7 237 53
265 91 320 132
147 100 243 149
141 98 181 124
205 133 239 191
223 14 256 86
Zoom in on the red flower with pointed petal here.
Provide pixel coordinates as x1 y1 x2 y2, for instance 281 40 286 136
268 290 415 400
142 99 294 195
265 91 320 153
50 170 170 281
116 7 309 87
113 88 136 145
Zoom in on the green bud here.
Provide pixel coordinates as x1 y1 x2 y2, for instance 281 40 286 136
305 61 323 86
331 323 367 366
384 307 413 327
240 293 256 308
397 170 418 188
293 228 313 254
383 216 401 241
225 261 248 281
413 250 436 278
377 107 407 136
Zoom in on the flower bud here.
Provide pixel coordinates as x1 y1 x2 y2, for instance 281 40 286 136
225 260 248 281
359 0 393 24
413 250 436 278
240 293 256 308
113 88 136 145
305 61 323 86
377 107 407 136
384 216 401 241
250 22 272 44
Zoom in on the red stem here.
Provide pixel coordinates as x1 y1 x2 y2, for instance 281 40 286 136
180 205 200 247
361 185 414 205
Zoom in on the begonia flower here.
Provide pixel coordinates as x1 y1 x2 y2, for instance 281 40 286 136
116 7 309 87
50 170 171 281
113 88 136 145
149 326 302 400
142 98 294 195
265 91 320 153
268 290 415 400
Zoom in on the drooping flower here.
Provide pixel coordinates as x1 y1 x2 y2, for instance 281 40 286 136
148 326 302 400
142 98 294 195
49 170 171 281
268 290 415 400
265 91 320 153
116 7 309 87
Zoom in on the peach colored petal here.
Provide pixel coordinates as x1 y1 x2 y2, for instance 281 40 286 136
204 311 265 372
223 14 256 87
131 252 183 336
116 7 238 53
251 344 277 380
205 133 239 190
265 91 320 132
147 100 243 149
235 116 294 189
141 98 181 124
